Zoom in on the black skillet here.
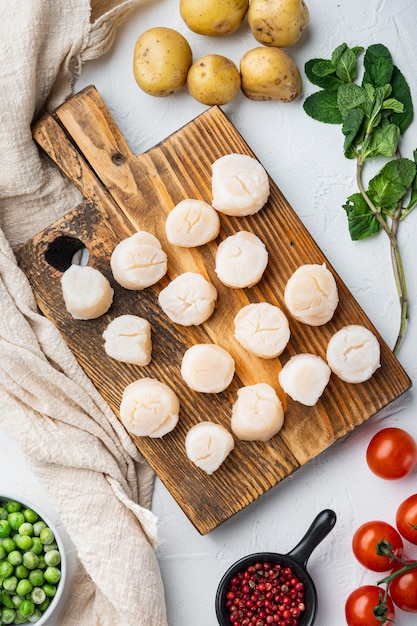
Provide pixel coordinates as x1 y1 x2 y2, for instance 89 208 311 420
215 508 337 626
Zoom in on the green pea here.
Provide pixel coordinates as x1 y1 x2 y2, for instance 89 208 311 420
28 607 42 623
7 549 23 566
0 506 8 520
0 607 16 624
23 551 39 570
44 541 58 552
15 533 33 551
18 522 34 537
0 519 11 538
18 599 35 617
30 536 43 555
1 589 15 609
29 569 45 587
39 527 54 545
23 508 39 524
12 594 23 608
5 500 21 513
16 578 33 596
1 537 15 553
44 549 61 567
14 564 29 579
8 512 25 531
42 583 57 598
43 566 61 584
0 543 7 559
0 560 13 578
30 586 46 605
2 575 17 592
32 521 46 537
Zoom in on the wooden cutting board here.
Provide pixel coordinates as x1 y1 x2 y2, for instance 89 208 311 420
15 86 411 534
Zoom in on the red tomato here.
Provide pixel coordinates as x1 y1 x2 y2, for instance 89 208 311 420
396 494 417 545
345 585 395 626
366 427 417 479
389 560 417 612
352 520 403 572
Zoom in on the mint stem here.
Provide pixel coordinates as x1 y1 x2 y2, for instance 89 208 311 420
356 160 408 354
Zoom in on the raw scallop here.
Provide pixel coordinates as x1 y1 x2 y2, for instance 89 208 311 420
278 353 331 406
103 314 152 365
231 383 284 442
165 198 220 247
158 272 217 326
284 263 339 326
185 421 235 474
326 324 380 383
181 343 235 393
215 231 268 288
61 264 113 320
110 231 167 290
119 377 179 438
234 302 290 358
211 153 270 216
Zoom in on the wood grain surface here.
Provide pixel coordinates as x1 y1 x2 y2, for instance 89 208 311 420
15 86 411 534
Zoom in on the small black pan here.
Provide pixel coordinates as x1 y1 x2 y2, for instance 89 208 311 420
215 508 337 626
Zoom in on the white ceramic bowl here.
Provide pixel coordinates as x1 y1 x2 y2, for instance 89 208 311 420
0 492 67 625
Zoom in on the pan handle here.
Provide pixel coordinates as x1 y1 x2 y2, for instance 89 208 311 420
286 509 337 568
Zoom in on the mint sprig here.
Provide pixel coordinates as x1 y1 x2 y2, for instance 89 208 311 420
304 43 417 354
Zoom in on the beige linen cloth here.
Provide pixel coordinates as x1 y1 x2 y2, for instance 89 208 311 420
0 1 169 625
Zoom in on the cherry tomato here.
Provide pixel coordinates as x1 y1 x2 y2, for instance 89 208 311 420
352 520 403 572
345 585 395 626
389 560 417 612
396 494 417 545
366 427 417 479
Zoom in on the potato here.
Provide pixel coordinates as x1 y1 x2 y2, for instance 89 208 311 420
187 54 241 105
240 47 302 102
180 0 249 36
133 27 192 97
248 0 309 48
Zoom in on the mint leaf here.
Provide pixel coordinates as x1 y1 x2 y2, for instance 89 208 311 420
368 158 417 209
363 44 393 87
382 98 405 113
342 108 365 157
312 60 335 77
337 84 366 118
332 43 363 83
343 192 382 240
361 124 400 159
303 90 342 124
304 58 340 90
390 66 414 133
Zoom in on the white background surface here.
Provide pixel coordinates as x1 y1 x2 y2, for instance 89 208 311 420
2 0 417 624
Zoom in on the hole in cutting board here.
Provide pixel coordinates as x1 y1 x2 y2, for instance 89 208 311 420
44 235 90 272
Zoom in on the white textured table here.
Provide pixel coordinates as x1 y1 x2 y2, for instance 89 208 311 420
3 0 417 624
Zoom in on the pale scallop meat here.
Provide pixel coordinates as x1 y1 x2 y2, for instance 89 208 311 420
326 324 380 383
278 353 331 406
110 231 167 290
61 264 113 320
215 231 268 288
103 315 152 365
185 421 235 474
234 302 290 358
158 272 217 326
284 263 339 326
119 377 179 438
181 343 235 393
212 153 270 216
231 383 284 442
165 198 220 247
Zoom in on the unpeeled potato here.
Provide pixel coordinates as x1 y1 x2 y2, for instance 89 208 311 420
248 0 309 48
240 47 302 102
187 54 241 105
133 27 192 97
180 0 249 36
